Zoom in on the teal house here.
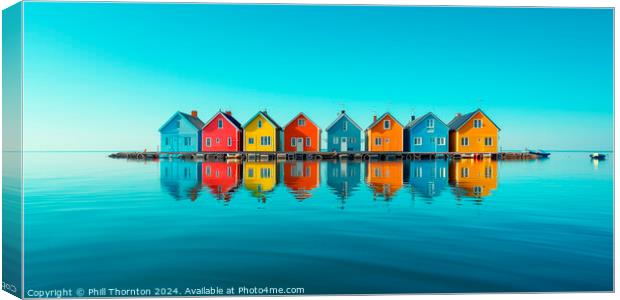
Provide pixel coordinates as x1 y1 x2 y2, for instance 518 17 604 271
159 111 204 152
403 112 449 152
325 110 363 152
160 160 203 201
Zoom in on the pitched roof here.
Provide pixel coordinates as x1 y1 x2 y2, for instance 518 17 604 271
404 112 448 129
243 111 282 129
284 112 321 131
325 111 363 132
180 112 205 129
447 108 501 131
202 111 242 130
366 112 404 131
159 111 204 132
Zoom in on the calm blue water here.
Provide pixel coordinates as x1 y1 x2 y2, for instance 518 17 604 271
23 152 613 295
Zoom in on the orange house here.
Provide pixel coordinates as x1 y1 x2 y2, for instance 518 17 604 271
365 113 404 152
366 161 403 200
448 109 500 153
449 158 498 199
283 113 321 152
283 161 320 200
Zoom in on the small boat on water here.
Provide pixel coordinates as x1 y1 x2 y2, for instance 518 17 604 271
528 149 551 158
590 153 606 160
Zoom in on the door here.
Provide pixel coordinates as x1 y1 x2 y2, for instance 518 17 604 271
296 138 304 152
340 137 348 152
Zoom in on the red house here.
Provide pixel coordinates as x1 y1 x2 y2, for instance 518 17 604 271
201 161 242 202
201 111 243 152
283 113 321 152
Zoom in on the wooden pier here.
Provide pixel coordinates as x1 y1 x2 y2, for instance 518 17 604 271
108 151 542 161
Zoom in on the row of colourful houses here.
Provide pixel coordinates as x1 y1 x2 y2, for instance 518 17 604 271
158 109 500 153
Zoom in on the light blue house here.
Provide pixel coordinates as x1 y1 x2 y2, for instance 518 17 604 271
403 160 448 199
325 110 363 152
403 112 449 152
326 161 361 208
160 160 203 201
159 111 204 152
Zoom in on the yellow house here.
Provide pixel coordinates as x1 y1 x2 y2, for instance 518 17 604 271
243 161 278 200
243 111 283 152
449 158 498 199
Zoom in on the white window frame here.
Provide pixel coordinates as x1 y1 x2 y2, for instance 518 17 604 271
306 137 311 147
384 120 391 129
298 119 305 126
414 137 422 146
258 120 263 128
291 138 296 146
427 119 435 129
375 137 382 145
484 137 493 146
473 119 483 128
333 137 339 144
461 167 469 178
261 136 271 146
206 138 212 147
248 137 254 145
227 137 232 147
217 119 223 128
437 137 446 145
461 137 469 146
343 122 348 131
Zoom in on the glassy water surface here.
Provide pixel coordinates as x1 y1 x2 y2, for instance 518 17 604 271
24 152 613 294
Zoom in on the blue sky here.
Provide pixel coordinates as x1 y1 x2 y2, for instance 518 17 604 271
23 3 613 151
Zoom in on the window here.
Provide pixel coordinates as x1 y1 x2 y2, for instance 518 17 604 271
439 167 446 178
248 168 254 178
374 168 381 177
343 122 348 131
427 119 435 128
217 119 223 128
473 186 483 196
350 137 356 143
484 137 493 146
461 137 469 146
485 166 493 178
414 137 422 145
298 119 306 126
261 136 271 145
291 138 296 146
384 120 391 129
306 137 311 147
227 166 232 177
184 137 191 146
165 137 169 145
473 119 483 128
333 137 339 144
437 137 446 145
205 166 211 176
415 167 422 178
385 138 390 144
461 167 469 178
175 120 180 128
216 138 220 144
227 137 232 146
375 137 382 145
215 170 219 177
248 137 254 144
260 168 271 178
206 138 212 147
258 120 263 128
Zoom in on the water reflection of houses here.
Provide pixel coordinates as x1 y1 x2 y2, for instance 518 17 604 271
449 159 498 200
365 161 403 201
243 161 279 202
201 161 242 202
283 161 320 200
326 161 361 208
160 160 202 201
404 160 448 200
